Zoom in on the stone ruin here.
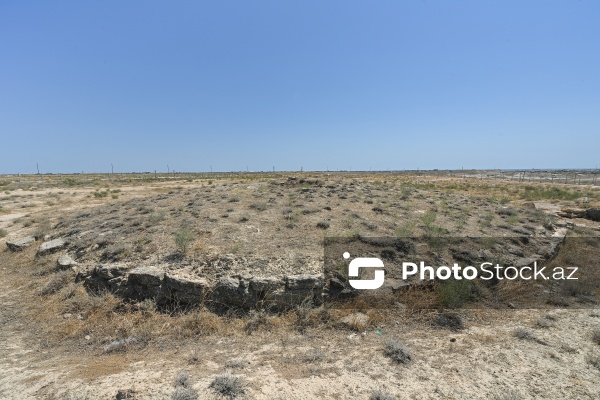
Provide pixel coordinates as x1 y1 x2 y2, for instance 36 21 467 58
5 234 323 311
4 221 578 312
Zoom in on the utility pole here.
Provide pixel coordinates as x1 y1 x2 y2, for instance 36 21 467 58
36 163 40 175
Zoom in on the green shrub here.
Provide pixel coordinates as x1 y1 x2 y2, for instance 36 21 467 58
175 229 194 255
437 279 475 308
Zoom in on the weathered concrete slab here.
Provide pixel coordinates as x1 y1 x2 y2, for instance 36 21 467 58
6 236 36 252
286 274 323 291
38 238 67 255
249 277 283 292
127 266 164 286
96 264 129 279
164 273 210 305
57 254 78 269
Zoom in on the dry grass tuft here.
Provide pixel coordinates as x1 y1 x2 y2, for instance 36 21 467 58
383 338 411 364
209 373 247 399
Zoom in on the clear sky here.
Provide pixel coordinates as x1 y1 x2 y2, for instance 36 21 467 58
1 1 598 173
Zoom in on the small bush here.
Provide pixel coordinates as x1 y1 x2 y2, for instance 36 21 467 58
587 355 600 370
148 210 166 224
437 279 474 308
491 389 524 400
249 202 268 212
187 349 202 365
0 228 7 238
434 312 464 331
172 387 198 400
536 315 555 329
370 389 396 400
209 373 247 399
395 221 415 237
244 311 271 334
383 339 411 364
175 229 194 255
174 371 191 388
225 358 246 370
513 327 547 345
93 190 109 198
301 349 325 363
592 328 600 346
172 371 199 400
513 327 534 340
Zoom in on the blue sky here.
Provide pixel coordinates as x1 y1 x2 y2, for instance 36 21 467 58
1 1 598 173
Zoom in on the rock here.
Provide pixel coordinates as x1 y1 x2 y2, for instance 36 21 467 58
522 202 536 209
511 227 531 236
6 236 36 251
515 257 538 268
38 238 67 255
164 273 210 304
552 228 568 240
533 202 561 213
586 208 600 222
127 266 164 286
57 254 78 269
383 278 409 291
96 264 129 280
249 277 283 292
286 274 323 291
328 277 346 289
103 337 137 353
107 277 124 290
75 265 95 283
557 208 587 219
508 246 525 257
211 277 250 308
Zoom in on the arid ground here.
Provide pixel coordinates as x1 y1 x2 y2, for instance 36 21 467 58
1 171 599 400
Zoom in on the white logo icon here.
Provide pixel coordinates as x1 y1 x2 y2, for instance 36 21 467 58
344 252 385 290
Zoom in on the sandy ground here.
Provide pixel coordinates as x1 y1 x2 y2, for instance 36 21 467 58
1 268 599 400
1 174 600 399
